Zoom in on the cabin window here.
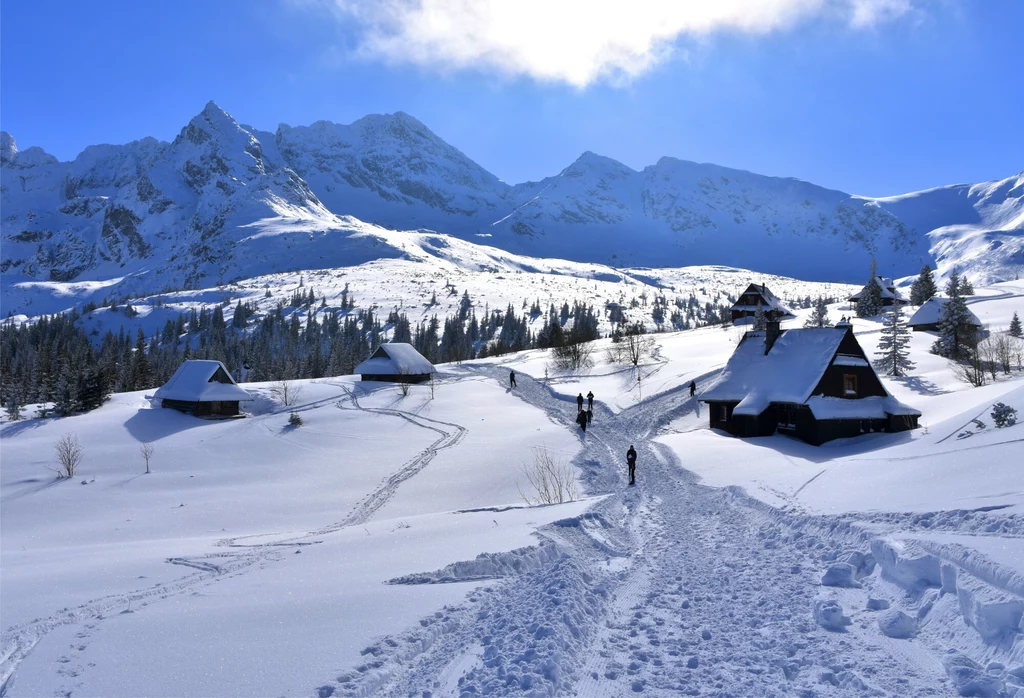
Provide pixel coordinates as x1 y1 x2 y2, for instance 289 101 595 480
719 405 729 422
843 374 858 397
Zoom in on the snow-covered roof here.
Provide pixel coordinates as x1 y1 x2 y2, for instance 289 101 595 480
806 395 921 420
730 284 793 316
153 360 252 402
849 276 905 302
354 343 435 376
832 354 870 367
907 297 982 327
700 327 849 415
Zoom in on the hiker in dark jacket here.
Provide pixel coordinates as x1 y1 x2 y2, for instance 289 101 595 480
626 445 637 485
577 393 584 412
510 370 517 388
587 391 594 411
576 409 588 432
689 380 696 397
586 408 593 425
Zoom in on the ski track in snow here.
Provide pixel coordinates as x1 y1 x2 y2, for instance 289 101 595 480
0 384 468 697
317 366 1023 698
4 368 1022 697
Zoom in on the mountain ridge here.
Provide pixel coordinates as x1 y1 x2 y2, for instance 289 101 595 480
2 102 1021 315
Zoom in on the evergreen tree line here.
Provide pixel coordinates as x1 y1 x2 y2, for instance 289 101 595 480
0 295 606 417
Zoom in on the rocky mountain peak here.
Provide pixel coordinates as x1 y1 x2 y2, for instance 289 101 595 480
0 131 17 163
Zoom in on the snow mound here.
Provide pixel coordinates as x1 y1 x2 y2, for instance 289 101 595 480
877 609 918 638
942 652 1004 697
813 599 851 630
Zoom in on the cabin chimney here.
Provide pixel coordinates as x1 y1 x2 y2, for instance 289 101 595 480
764 319 781 354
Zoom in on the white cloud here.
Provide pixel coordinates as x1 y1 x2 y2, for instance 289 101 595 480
313 0 916 87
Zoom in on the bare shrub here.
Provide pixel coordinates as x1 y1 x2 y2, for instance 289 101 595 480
551 340 594 372
53 433 83 478
952 351 988 387
269 380 302 407
518 448 579 506
140 442 155 474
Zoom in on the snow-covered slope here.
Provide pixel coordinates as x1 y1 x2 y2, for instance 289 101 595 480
489 153 924 278
863 172 1024 285
276 113 510 233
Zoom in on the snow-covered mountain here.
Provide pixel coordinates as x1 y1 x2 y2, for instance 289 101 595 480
2 103 1021 316
862 173 1024 285
0 103 409 303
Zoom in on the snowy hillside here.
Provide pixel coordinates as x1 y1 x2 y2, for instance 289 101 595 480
3 105 1021 317
3 283 1024 696
864 172 1024 286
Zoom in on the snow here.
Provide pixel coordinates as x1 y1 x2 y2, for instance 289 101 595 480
353 342 435 377
3 279 1024 696
699 326 847 414
909 295 983 327
151 360 252 402
806 395 920 419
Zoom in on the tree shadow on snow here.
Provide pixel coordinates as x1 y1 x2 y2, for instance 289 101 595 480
890 375 949 397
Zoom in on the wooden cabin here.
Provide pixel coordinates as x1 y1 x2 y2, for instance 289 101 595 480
153 360 252 417
355 343 436 384
730 284 794 324
848 276 907 308
907 296 982 332
699 320 919 445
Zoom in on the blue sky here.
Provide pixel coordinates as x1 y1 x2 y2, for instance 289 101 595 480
1 0 1020 196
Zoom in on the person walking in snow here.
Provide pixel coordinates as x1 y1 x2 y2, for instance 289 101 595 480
576 409 588 432
626 445 637 485
509 370 516 388
586 408 593 425
577 393 584 413
587 390 594 411
689 380 696 397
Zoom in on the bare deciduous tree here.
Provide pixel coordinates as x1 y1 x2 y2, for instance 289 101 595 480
551 340 594 372
140 442 155 474
269 380 302 406
53 433 84 478
518 448 579 506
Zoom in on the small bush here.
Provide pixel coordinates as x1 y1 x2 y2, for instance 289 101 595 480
991 403 1017 428
54 433 84 478
288 412 303 427
518 448 579 506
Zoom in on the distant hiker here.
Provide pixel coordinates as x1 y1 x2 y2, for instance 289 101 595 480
689 380 696 397
587 390 594 411
509 370 516 388
577 393 584 413
586 408 593 425
576 409 588 432
626 445 637 485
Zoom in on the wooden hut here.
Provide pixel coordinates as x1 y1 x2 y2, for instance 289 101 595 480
848 276 907 308
730 284 794 324
355 343 435 384
907 296 982 332
153 360 252 417
699 320 919 445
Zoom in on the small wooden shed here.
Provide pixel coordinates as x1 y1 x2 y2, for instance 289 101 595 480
355 343 436 384
907 296 982 332
153 360 252 417
730 284 794 325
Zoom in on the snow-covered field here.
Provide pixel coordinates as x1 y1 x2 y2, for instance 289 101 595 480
3 281 1024 696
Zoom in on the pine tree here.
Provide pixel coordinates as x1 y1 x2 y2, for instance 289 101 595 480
857 261 884 317
874 303 915 377
1010 311 1023 338
909 265 937 305
753 302 767 331
803 297 831 328
932 269 976 360
958 275 975 296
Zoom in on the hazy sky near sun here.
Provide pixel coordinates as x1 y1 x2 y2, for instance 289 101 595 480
1 0 1020 195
